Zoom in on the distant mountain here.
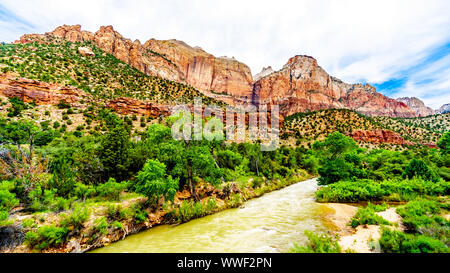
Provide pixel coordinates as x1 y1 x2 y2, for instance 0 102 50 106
437 103 450 114
396 97 435 117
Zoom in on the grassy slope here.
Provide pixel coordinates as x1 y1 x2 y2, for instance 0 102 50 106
283 108 448 146
0 41 222 105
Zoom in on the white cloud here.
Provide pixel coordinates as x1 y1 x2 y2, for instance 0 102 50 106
391 55 450 109
0 0 449 107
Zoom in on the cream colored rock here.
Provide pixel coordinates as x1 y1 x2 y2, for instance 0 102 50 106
396 97 435 117
77 46 95 57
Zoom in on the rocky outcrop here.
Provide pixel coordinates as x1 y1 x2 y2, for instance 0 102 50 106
253 55 418 118
437 103 450 114
16 25 426 118
0 74 169 118
0 73 88 104
254 66 275 81
346 130 412 145
107 97 170 117
144 39 254 98
77 47 95 57
17 25 254 101
396 97 435 117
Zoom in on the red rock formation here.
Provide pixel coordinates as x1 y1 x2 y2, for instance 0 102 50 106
144 39 254 98
253 55 418 118
346 130 412 145
396 97 435 117
0 74 169 118
17 25 253 100
16 25 423 118
0 73 88 104
107 97 169 117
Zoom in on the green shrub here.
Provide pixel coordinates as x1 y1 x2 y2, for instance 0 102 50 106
0 210 12 227
96 178 127 201
316 178 450 203
350 204 390 228
106 204 129 222
59 204 90 231
131 205 148 224
73 182 96 202
56 100 71 109
315 180 386 203
0 181 19 211
291 231 341 253
396 199 448 234
93 217 108 235
111 221 123 230
174 200 206 223
134 159 178 205
379 228 448 253
25 225 68 250
403 159 438 182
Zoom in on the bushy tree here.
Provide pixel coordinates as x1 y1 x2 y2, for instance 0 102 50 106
403 159 437 181
437 132 450 155
134 159 178 206
98 122 130 181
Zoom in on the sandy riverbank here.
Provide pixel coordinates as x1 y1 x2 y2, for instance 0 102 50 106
324 203 405 253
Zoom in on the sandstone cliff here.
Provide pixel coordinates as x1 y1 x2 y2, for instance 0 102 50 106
16 25 428 118
0 74 168 118
346 130 412 145
253 55 418 118
396 97 435 117
17 25 253 100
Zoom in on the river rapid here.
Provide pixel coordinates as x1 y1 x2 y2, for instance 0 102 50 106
91 179 333 253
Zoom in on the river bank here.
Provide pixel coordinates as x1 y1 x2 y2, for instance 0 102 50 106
91 178 329 253
2 172 314 253
323 203 405 253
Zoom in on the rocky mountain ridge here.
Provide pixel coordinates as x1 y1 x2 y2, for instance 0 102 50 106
437 103 450 114
252 55 418 117
396 97 435 117
14 24 440 118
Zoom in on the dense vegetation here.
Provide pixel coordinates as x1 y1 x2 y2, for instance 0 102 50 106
305 132 449 253
283 109 449 147
0 103 313 251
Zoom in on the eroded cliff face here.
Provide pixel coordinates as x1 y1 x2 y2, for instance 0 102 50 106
0 73 88 105
144 39 254 98
396 97 435 117
17 25 253 100
253 55 418 118
16 25 428 118
0 74 168 118
346 130 412 145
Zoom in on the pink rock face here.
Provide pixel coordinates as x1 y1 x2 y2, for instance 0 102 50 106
253 55 418 118
16 25 424 118
346 130 412 145
0 74 169 118
0 74 88 104
18 25 253 100
396 97 436 117
144 39 254 98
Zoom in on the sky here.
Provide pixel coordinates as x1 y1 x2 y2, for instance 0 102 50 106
0 0 449 108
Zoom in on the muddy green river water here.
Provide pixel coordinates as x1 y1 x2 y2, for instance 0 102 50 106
91 179 333 253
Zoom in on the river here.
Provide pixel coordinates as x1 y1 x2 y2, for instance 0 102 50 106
91 179 334 253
